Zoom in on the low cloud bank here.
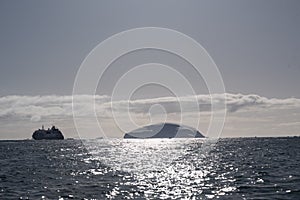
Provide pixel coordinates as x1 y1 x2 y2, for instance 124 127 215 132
0 93 299 122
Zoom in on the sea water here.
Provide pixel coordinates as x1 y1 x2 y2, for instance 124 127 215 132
0 137 299 199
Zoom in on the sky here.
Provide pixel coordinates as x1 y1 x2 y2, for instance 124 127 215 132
0 0 300 139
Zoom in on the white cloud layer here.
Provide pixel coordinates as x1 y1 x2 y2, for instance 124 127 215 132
1 93 300 122
1 93 300 139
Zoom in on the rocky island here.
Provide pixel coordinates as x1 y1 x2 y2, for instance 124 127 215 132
124 123 204 139
32 125 64 140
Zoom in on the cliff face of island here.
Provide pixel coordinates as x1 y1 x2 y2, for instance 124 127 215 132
124 123 204 139
32 126 64 140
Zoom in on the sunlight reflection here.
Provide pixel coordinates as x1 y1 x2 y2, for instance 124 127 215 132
79 138 236 199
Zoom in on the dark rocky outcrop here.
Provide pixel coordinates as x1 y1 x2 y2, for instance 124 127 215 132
124 123 204 139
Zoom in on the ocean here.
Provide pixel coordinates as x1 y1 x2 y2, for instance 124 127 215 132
0 137 299 199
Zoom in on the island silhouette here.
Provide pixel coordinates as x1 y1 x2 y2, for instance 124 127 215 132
124 123 204 139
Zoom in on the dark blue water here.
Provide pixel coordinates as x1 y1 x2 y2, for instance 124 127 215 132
0 137 299 199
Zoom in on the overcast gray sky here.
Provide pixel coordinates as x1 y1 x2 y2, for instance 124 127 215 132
1 0 300 97
0 0 300 139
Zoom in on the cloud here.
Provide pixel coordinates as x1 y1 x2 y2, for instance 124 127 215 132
0 93 300 122
225 93 300 112
0 95 110 121
30 115 41 122
0 93 300 139
106 93 300 114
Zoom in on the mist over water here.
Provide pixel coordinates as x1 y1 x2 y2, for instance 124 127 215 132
0 137 299 199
